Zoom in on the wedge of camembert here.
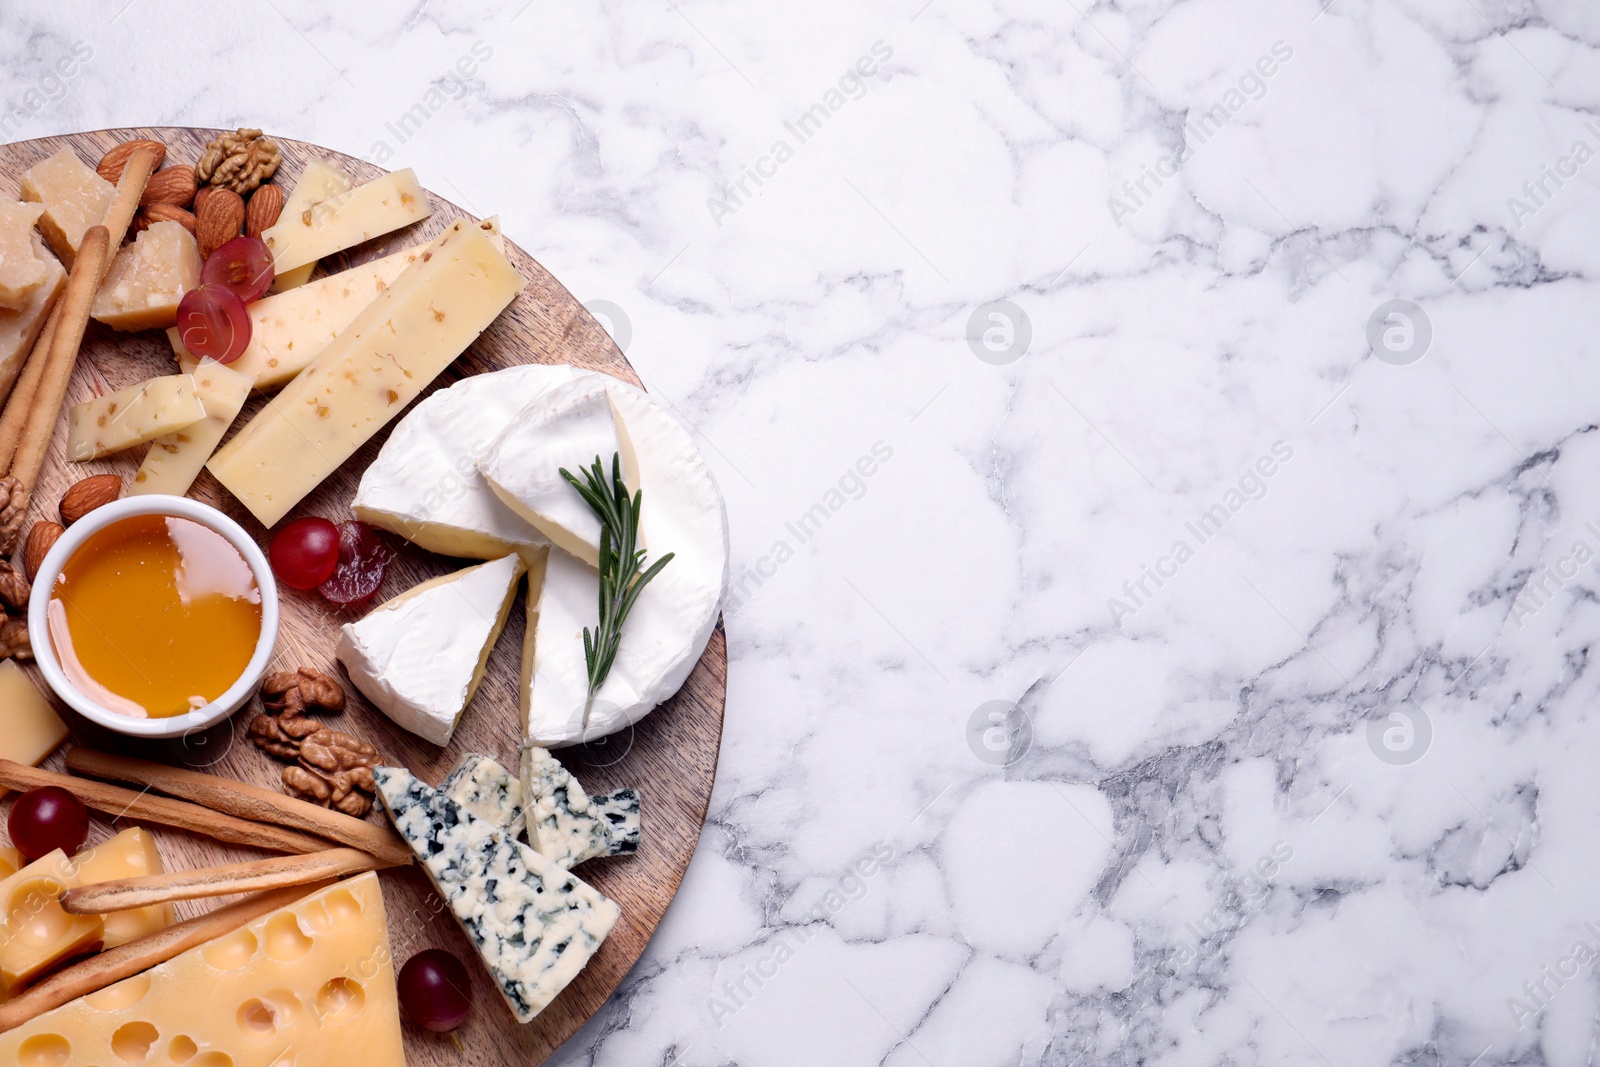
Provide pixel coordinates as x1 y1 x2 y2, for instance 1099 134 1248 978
441 751 641 869
478 375 637 568
375 766 620 1023
353 363 579 560
337 554 525 746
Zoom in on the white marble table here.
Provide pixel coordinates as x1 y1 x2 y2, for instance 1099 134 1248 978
7 0 1600 1063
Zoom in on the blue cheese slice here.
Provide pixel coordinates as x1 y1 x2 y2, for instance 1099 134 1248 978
373 766 620 1023
522 746 642 868
440 754 527 839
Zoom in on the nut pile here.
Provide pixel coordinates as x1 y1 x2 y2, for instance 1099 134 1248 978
247 667 380 817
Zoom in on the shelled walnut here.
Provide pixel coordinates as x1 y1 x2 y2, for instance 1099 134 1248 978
0 561 29 609
195 129 281 194
0 612 29 661
248 667 378 816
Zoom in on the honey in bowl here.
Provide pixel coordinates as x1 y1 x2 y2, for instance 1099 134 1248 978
48 514 262 718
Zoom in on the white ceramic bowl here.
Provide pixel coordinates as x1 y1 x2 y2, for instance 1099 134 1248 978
28 495 279 740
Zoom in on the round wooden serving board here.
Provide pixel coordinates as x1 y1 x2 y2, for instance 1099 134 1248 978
0 128 726 1064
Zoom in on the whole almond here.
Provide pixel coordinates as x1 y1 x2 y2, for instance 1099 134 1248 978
140 166 199 208
245 184 283 239
196 187 245 259
194 185 220 215
59 474 122 526
133 203 197 236
97 139 168 184
23 522 64 581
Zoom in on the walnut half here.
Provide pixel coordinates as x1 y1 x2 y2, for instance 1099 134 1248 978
261 666 346 716
195 128 281 195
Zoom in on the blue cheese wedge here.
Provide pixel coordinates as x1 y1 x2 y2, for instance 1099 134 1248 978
439 754 527 839
522 746 642 868
373 766 620 1023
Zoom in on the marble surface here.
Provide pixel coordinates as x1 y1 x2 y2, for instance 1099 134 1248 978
6 0 1600 1063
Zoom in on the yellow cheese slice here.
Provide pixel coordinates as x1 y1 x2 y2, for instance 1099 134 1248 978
0 872 404 1066
0 661 68 783
130 359 253 498
0 850 103 997
269 159 354 293
0 849 24 879
208 218 525 527
260 168 431 275
72 829 175 949
66 374 206 462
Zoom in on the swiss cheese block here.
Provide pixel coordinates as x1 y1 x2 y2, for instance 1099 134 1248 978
89 220 201 331
353 363 578 559
0 235 64 410
19 147 115 269
336 554 526 746
0 660 68 781
0 850 102 996
0 849 23 879
269 158 353 292
0 200 47 310
130 358 253 497
479 375 636 568
208 218 525 526
260 168 432 275
170 243 429 391
72 828 175 949
66 373 206 461
0 872 405 1067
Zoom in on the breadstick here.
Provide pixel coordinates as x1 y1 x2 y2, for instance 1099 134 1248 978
62 848 382 915
98 145 158 253
67 749 411 867
0 760 334 855
0 883 320 1033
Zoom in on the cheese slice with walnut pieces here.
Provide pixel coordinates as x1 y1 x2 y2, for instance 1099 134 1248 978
130 359 252 498
260 168 432 275
67 374 206 462
269 157 354 293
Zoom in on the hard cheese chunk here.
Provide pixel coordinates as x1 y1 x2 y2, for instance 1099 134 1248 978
261 167 432 275
71 828 175 949
521 747 641 868
0 200 47 309
67 374 205 461
130 359 253 497
0 849 23 879
0 660 68 780
270 158 354 292
440 754 529 839
375 767 620 1023
479 375 636 569
336 554 526 746
354 363 578 560
0 235 64 409
89 220 201 331
20 147 115 269
0 850 102 996
208 218 525 527
0 872 405 1067
170 241 431 391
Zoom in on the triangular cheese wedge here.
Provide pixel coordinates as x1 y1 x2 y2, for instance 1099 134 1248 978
0 873 404 1066
375 766 620 1023
337 554 525 746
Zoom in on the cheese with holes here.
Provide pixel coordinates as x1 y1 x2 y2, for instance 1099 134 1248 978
208 218 525 526
0 200 47 310
270 158 353 292
130 359 252 497
479 376 636 569
0 660 68 785
0 849 102 996
521 746 641 868
260 168 431 275
522 374 729 746
337 554 525 746
353 363 578 559
0 872 404 1066
0 235 64 409
67 374 205 461
72 829 175 949
20 147 114 269
90 220 201 331
375 767 619 1022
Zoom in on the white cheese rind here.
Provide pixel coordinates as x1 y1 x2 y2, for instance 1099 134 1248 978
522 375 729 746
337 554 525 746
353 363 579 559
374 766 620 1023
521 746 641 867
478 377 631 568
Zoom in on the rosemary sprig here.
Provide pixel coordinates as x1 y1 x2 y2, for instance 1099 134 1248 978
560 453 674 726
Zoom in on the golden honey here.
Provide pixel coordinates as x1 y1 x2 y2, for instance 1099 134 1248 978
48 514 261 718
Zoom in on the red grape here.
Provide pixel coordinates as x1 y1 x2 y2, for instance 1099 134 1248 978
318 521 391 607
201 236 275 304
269 517 342 590
9 787 88 861
175 283 251 364
398 949 471 1032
